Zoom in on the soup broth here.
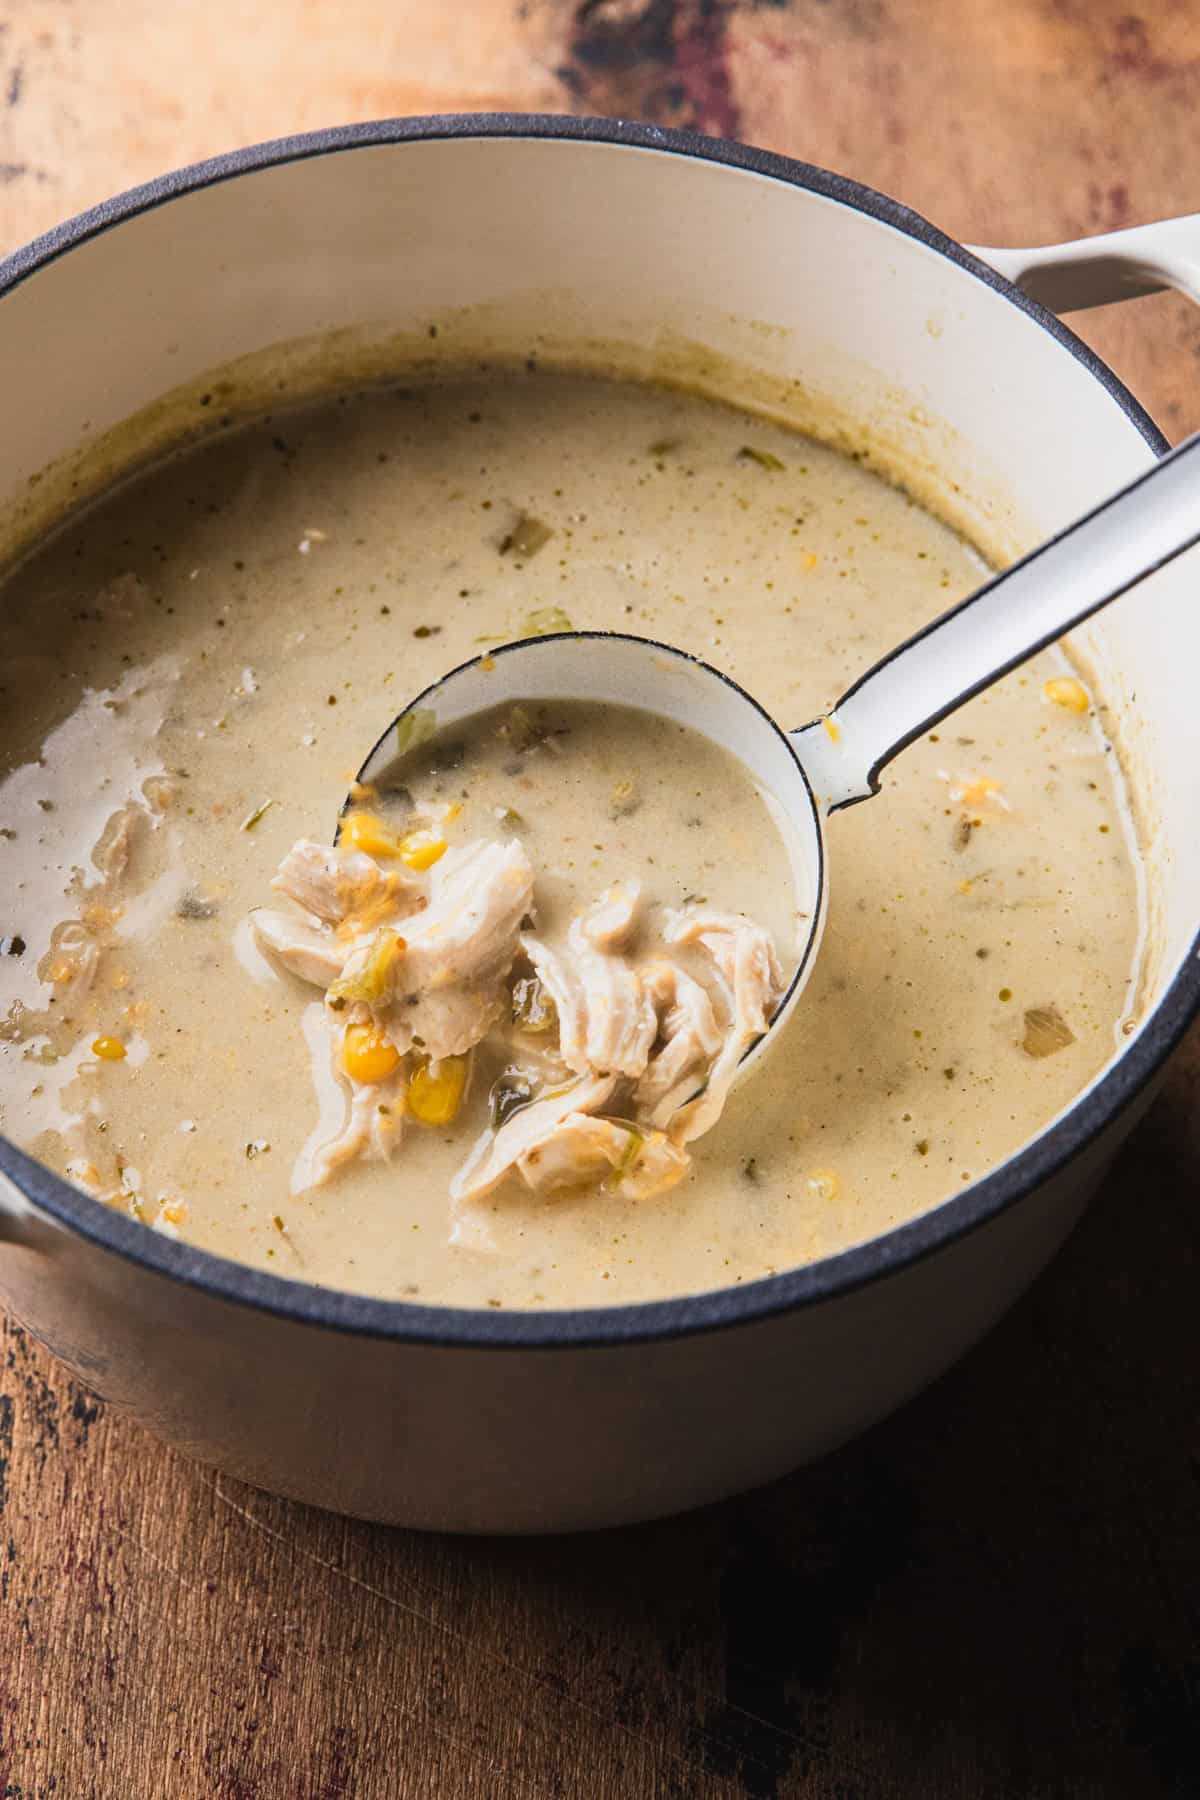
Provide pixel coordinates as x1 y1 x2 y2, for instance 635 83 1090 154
0 372 1143 1306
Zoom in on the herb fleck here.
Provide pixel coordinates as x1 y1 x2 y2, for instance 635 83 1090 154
176 890 217 921
523 605 574 637
500 514 554 559
239 799 274 832
737 445 785 472
1022 1005 1076 1059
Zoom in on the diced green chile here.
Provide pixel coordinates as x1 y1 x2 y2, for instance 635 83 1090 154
489 1068 536 1130
512 975 557 1034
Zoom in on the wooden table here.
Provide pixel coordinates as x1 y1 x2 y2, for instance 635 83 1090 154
2 5 1198 1794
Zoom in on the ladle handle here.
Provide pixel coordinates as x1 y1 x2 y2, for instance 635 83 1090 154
791 429 1200 813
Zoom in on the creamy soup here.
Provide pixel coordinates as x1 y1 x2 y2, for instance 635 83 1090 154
0 372 1143 1306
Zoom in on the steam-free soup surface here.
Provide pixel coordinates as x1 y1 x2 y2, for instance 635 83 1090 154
0 373 1142 1306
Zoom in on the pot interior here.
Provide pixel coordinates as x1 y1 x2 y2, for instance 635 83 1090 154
1 124 1195 1158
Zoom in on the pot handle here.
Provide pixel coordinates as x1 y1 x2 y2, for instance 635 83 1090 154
968 214 1200 313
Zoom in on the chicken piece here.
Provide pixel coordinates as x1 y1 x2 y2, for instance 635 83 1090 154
517 1114 689 1199
521 889 656 1081
635 960 724 1127
579 879 641 952
263 836 533 1051
271 838 422 927
449 1073 617 1206
665 907 785 1033
515 1112 640 1196
304 1075 407 1187
388 839 535 1061
292 1003 407 1192
522 932 655 1079
492 1034 574 1090
614 1130 691 1199
661 906 786 1144
250 909 347 987
396 983 512 1062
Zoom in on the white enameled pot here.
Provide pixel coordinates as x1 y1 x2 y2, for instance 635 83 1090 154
1 118 1197 1533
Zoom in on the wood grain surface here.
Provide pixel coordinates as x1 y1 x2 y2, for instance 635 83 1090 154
1 4 1198 1795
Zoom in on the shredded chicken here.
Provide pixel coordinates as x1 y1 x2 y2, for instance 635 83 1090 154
272 837 423 926
399 839 534 988
661 907 786 1144
666 906 784 1030
384 840 535 1060
612 1130 691 1200
516 1112 641 1194
635 959 724 1128
303 1070 408 1189
522 888 656 1080
519 1115 689 1199
260 829 785 1231
272 836 532 1193
250 909 347 987
450 1073 618 1206
292 1002 407 1191
579 879 641 951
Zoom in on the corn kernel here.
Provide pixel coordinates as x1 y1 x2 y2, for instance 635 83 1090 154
91 1036 126 1061
807 1168 840 1202
398 830 447 871
159 1199 187 1225
341 1022 401 1084
338 810 403 859
407 1053 469 1125
822 715 841 744
952 774 1006 810
1043 676 1090 712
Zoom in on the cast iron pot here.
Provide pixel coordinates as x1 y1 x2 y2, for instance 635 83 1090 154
1 117 1197 1532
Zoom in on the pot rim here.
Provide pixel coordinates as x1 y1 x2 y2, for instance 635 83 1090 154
1 112 1194 1350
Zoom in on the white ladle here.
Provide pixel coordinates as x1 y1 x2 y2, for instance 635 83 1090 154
355 433 1200 1063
